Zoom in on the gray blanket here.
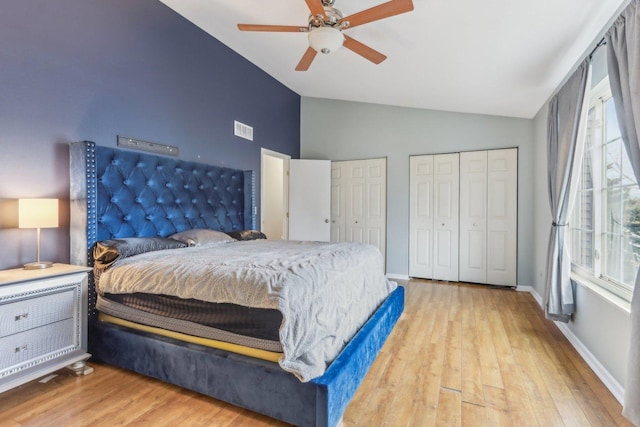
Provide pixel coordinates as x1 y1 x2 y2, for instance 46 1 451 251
98 239 396 381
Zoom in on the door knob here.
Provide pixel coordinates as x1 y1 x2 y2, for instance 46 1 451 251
325 219 329 223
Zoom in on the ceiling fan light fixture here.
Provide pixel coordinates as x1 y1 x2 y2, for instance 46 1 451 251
308 26 344 54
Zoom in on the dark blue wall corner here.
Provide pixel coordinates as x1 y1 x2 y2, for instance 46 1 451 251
0 0 300 269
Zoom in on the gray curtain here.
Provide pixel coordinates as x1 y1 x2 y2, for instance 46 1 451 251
545 59 591 323
606 0 640 423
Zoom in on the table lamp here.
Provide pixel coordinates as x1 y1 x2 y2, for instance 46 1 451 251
18 198 59 269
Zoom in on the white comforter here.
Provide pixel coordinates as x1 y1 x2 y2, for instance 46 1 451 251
98 239 396 381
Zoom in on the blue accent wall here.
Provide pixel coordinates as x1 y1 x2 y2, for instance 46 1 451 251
0 0 300 269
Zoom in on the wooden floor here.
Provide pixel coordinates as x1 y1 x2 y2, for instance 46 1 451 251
0 279 630 426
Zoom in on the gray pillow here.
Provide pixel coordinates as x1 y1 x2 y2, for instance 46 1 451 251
93 237 187 268
170 229 237 247
225 229 267 241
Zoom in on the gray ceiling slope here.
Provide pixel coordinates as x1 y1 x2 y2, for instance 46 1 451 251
160 0 627 119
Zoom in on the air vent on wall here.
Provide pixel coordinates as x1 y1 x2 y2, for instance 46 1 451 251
234 120 254 141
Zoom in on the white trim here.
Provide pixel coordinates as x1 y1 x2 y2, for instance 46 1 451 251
387 273 410 281
518 286 625 405
555 321 625 405
516 285 543 307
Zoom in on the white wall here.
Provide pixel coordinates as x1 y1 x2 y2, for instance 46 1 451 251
301 97 534 285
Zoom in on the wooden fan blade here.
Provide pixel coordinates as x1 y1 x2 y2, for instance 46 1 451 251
339 0 413 29
305 0 327 19
238 24 308 32
343 35 387 64
295 47 318 71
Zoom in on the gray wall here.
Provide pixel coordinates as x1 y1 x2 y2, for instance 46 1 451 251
301 97 534 285
530 47 631 388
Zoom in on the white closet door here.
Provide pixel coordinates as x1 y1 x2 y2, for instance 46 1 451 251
365 158 386 260
432 153 460 281
345 161 366 244
289 159 331 242
487 149 518 286
409 155 434 278
459 151 488 283
330 163 346 242
332 158 387 260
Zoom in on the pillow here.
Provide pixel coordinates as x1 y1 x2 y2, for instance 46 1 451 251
169 229 237 247
225 229 267 241
93 237 186 268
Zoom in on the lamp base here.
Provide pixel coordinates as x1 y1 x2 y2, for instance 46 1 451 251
24 261 53 270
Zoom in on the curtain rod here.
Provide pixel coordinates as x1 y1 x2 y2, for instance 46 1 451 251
589 37 607 60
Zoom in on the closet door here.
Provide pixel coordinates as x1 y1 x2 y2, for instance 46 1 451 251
365 158 386 259
459 151 488 283
330 163 346 242
487 149 518 286
409 153 459 281
331 158 387 260
409 155 434 278
459 148 518 286
433 153 459 281
345 161 367 244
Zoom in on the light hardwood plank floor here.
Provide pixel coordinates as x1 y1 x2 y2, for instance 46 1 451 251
0 279 630 426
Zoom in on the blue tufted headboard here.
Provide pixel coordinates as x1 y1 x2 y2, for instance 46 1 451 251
71 140 255 262
70 141 255 315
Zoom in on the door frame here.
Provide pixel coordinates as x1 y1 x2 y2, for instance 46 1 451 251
261 148 290 240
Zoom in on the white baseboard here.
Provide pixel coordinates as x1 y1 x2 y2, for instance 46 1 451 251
555 322 625 404
386 273 410 281
516 285 543 307
518 286 624 405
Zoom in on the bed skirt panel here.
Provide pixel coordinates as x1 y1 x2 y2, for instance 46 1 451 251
88 286 404 426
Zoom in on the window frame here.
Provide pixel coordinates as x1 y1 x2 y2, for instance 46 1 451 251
570 77 635 303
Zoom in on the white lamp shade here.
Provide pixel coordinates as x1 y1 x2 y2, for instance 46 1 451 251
308 27 344 54
18 198 59 229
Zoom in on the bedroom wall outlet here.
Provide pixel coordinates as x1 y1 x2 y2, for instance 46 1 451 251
117 135 179 157
234 120 253 141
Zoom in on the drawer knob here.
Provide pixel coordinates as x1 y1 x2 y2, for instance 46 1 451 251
14 313 29 321
14 345 28 353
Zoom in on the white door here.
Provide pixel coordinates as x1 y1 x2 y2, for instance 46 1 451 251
346 161 367 244
432 153 459 281
459 151 488 283
330 163 346 242
364 158 386 260
409 155 434 278
331 158 387 260
289 159 331 241
486 149 517 286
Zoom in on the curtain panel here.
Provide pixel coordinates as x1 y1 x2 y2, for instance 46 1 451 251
545 59 591 323
606 0 640 423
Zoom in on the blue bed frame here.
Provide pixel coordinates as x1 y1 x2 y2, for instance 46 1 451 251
69 141 404 427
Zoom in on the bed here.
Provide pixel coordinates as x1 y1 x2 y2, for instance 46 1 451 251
69 141 404 426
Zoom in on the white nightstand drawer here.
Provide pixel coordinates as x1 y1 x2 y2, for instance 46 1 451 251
0 289 75 338
0 318 75 371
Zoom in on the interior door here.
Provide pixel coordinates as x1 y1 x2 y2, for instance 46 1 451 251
432 153 459 281
345 161 366 244
330 163 346 242
364 158 386 259
459 151 488 283
487 148 518 286
409 155 434 278
289 159 331 241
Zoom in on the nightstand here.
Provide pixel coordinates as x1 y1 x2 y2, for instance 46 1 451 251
0 263 92 393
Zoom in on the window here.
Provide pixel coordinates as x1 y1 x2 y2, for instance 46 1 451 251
571 77 636 302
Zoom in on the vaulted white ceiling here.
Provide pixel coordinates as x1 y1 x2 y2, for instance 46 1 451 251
160 0 627 118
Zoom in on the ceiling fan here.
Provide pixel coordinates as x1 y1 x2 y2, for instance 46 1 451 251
237 0 414 71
